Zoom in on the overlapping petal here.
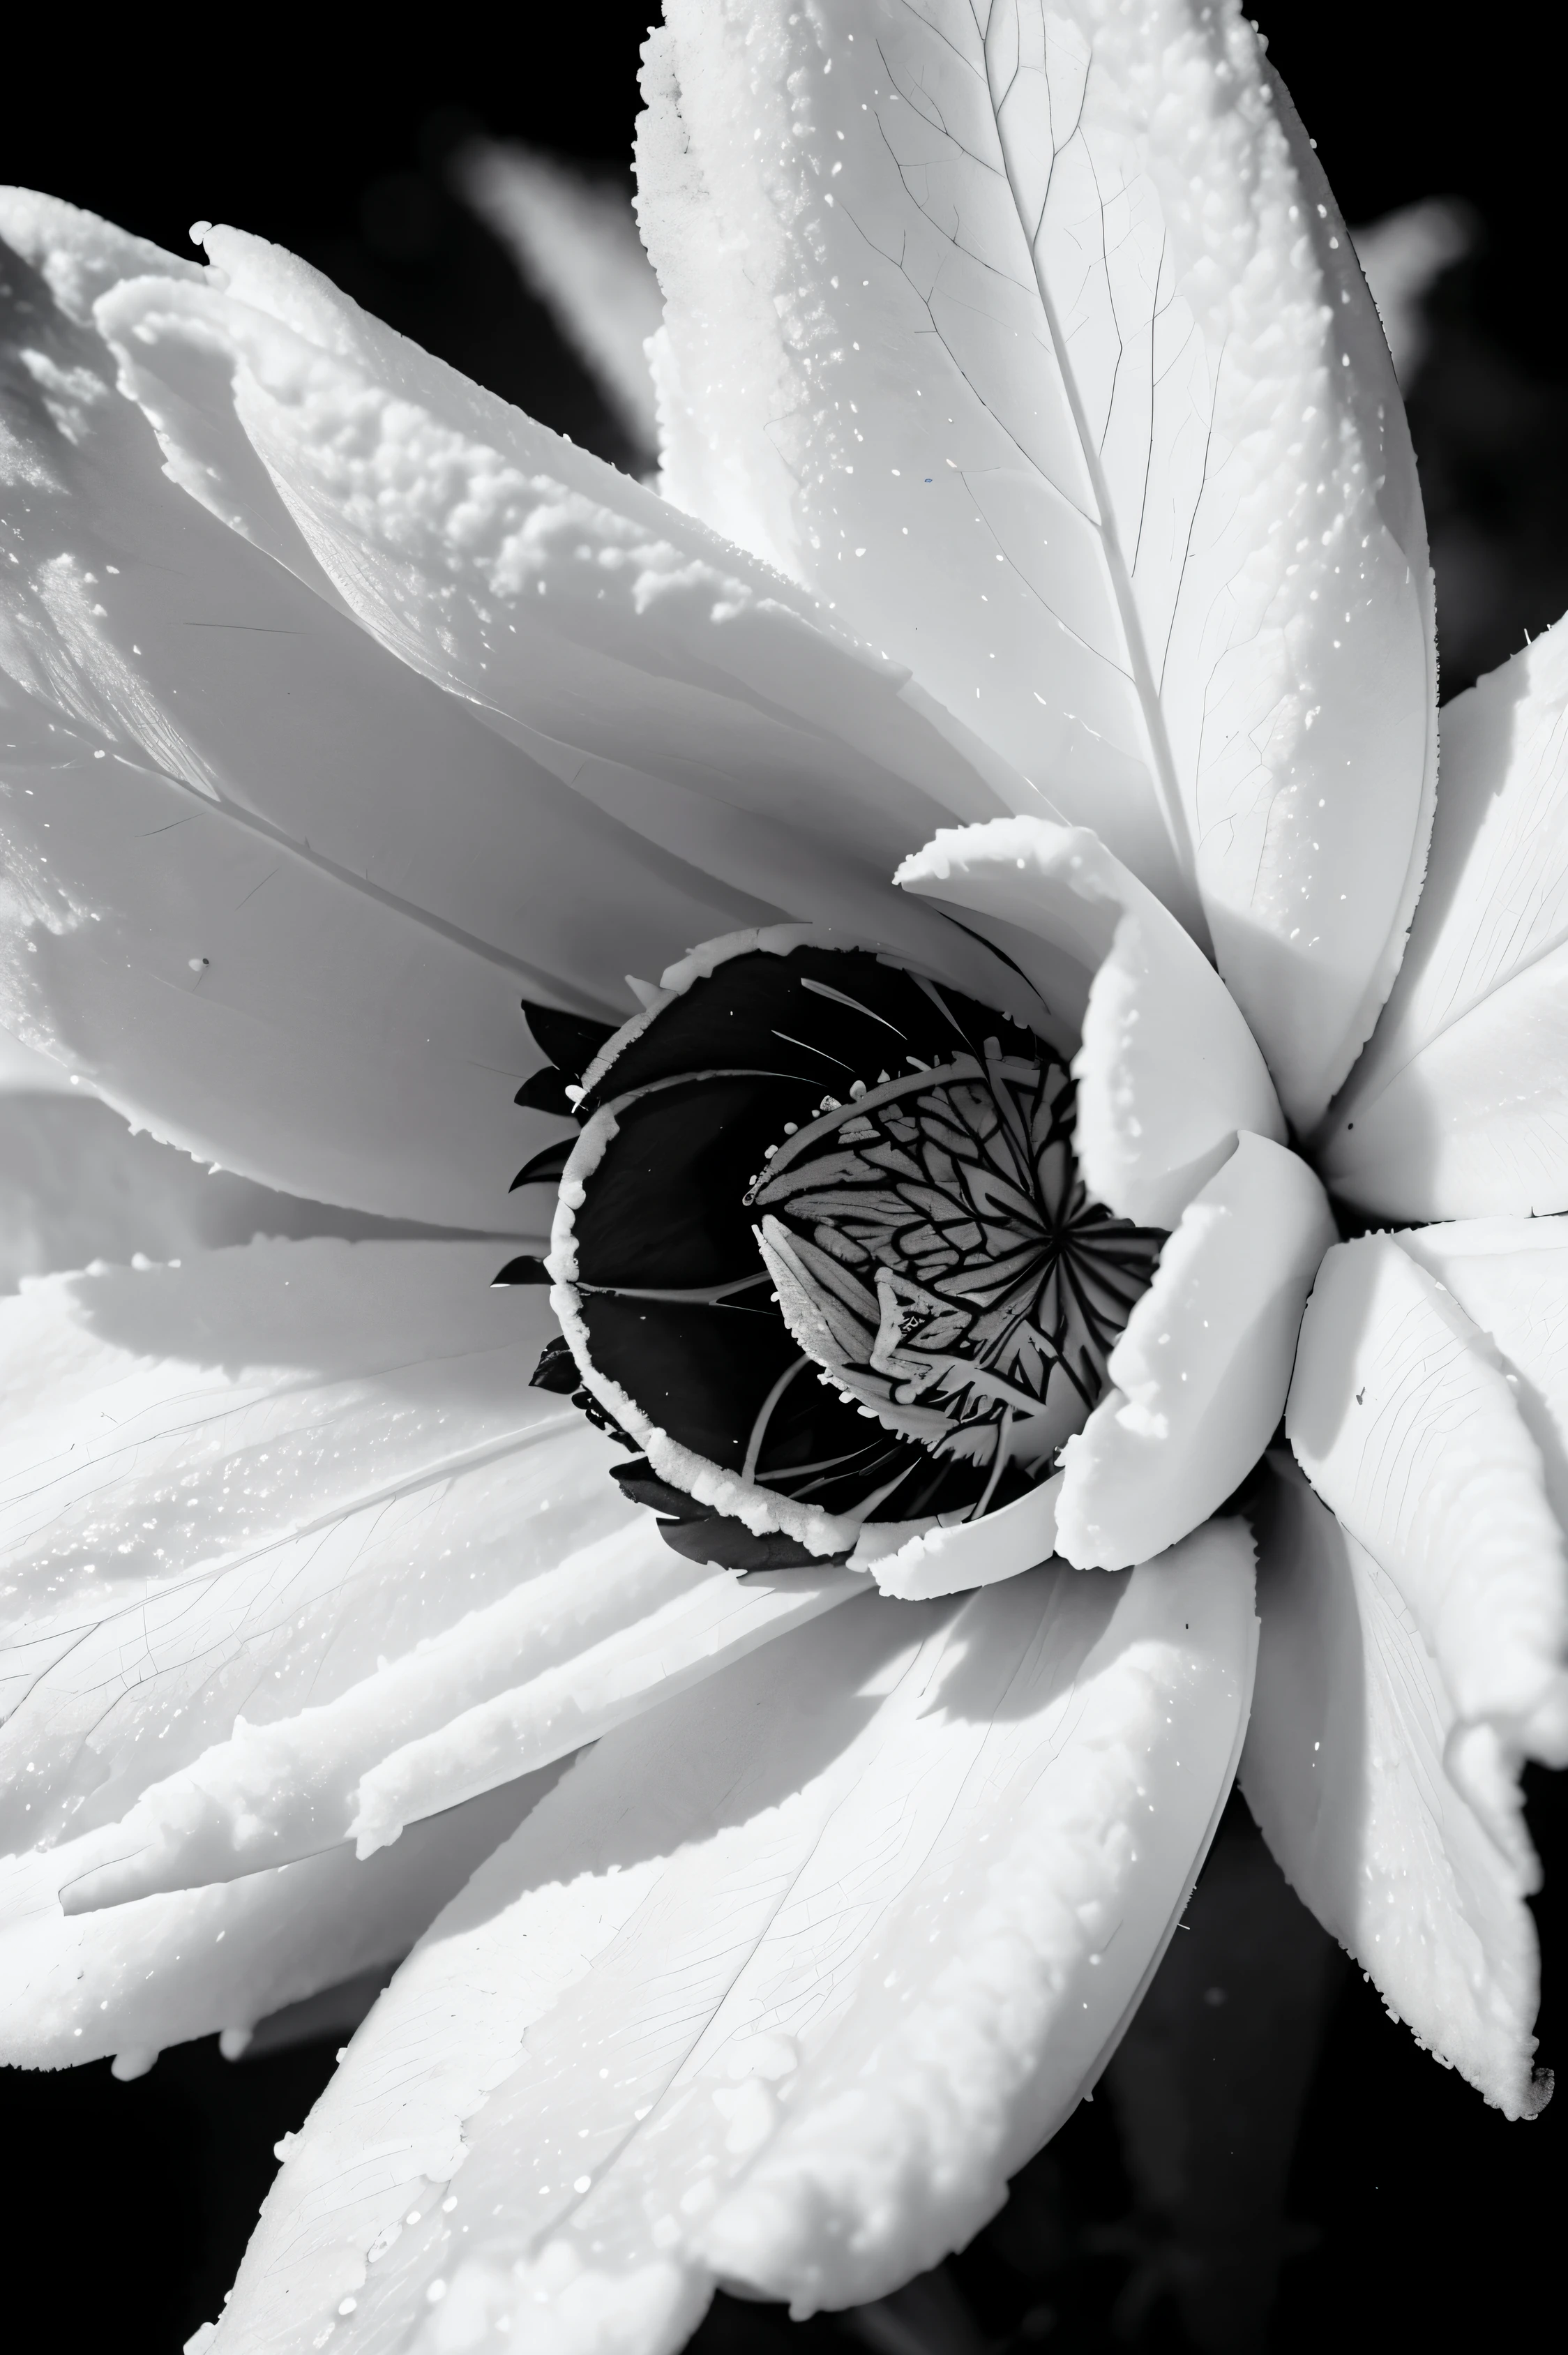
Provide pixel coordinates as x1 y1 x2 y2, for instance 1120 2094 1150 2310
1397 1214 1568 1526
896 815 1283 1226
0 1240 856 1913
1241 1455 1549 2117
0 20 1554 2355
0 1768 556 2072
202 1524 1256 2355
0 1088 426 1296
1058 1136 1334 1570
91 223 1038 1000
1 193 1042 1224
1322 615 1568 1219
638 0 1436 1126
1287 1234 1568 1776
0 192 732 1226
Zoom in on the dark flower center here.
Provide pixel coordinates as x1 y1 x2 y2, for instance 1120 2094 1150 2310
504 940 1163 1569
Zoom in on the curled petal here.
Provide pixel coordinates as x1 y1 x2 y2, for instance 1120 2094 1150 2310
1057 1135 1334 1570
898 816 1283 1225
1287 1235 1568 1788
204 1529 1256 2353
854 1476 1062 1600
0 1770 553 2072
1322 615 1568 1219
639 0 1435 1126
0 1240 853 1908
1242 1454 1549 2117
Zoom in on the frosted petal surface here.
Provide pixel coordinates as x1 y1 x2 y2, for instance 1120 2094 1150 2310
1057 1135 1333 1569
0 1240 853 1908
1242 1455 1548 2116
93 224 1039 1002
1322 613 1568 1218
1288 1236 1568 1780
638 0 1435 1126
207 1528 1256 2354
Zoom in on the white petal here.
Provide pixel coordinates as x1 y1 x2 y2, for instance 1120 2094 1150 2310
0 674 557 1231
1321 612 1568 1219
1287 1235 1568 1780
455 143 663 456
0 1090 419 1296
89 223 1040 1005
1241 1454 1548 2117
1057 1136 1334 1570
897 816 1283 1225
0 1028 78 1094
854 1477 1061 1601
1397 1214 1568 1528
204 1528 1256 2354
638 0 1435 1127
0 1238 854 1907
0 193 769 1224
0 1768 555 2070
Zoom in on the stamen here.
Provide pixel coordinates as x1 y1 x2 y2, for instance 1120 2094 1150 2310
742 1354 814 1482
753 1046 1161 1478
799 975 909 1034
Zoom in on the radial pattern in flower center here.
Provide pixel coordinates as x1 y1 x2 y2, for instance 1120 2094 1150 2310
752 1044 1160 1492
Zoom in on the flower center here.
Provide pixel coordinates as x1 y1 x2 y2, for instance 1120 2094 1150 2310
520 938 1164 1567
751 1043 1160 1501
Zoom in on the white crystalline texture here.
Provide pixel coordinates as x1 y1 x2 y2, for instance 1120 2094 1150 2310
206 1532 1256 2355
638 0 1435 1129
93 216 1026 980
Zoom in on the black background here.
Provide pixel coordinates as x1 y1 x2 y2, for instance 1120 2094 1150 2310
3 6 1564 2350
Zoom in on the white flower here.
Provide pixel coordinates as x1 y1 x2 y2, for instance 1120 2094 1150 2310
0 7 1563 2354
